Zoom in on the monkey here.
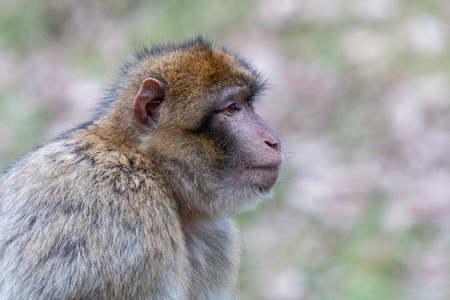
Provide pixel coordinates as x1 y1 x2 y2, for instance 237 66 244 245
0 37 282 300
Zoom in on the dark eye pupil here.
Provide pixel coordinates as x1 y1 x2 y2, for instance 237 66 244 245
227 104 236 113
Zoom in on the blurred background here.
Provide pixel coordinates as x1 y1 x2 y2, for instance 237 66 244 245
1 0 450 299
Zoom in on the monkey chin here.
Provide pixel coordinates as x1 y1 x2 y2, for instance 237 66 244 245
235 188 275 213
212 166 280 216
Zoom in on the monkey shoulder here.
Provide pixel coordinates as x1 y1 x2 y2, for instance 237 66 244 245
1 136 168 210
0 135 188 299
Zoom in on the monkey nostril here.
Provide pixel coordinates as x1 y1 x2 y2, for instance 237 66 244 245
265 140 280 152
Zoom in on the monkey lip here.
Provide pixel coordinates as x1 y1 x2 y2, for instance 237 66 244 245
244 164 281 183
246 159 282 171
242 164 281 192
247 165 280 171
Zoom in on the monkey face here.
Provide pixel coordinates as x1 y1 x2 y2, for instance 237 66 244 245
210 87 283 194
130 44 283 215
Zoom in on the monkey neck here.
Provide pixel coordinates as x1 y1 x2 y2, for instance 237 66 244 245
83 117 150 162
176 199 210 231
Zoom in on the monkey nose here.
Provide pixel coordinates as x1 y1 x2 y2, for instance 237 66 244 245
265 140 280 152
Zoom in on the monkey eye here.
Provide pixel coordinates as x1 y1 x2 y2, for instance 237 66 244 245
227 104 237 114
221 103 240 117
214 102 238 116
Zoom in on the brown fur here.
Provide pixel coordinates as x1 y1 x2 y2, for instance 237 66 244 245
0 38 281 299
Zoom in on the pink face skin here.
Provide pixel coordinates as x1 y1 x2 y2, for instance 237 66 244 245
214 87 283 193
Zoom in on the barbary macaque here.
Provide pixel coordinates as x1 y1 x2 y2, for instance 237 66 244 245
0 38 283 299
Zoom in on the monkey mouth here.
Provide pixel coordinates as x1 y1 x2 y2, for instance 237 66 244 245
247 165 281 181
245 159 282 172
247 165 280 171
240 164 281 191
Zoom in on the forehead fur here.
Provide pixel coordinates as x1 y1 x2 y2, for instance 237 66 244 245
100 38 265 125
136 37 262 81
116 37 264 98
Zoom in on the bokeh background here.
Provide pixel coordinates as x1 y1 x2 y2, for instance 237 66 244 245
1 0 450 299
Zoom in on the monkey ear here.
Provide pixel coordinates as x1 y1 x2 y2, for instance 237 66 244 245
133 78 166 129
